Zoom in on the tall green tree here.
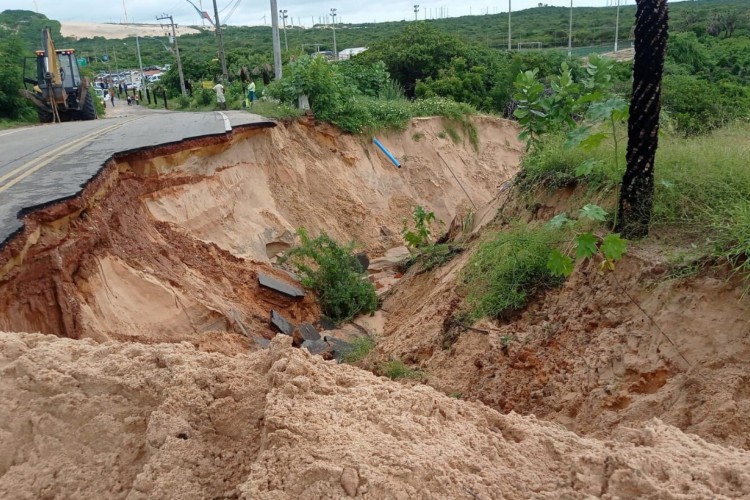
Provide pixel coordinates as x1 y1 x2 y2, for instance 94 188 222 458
616 0 669 238
0 36 33 120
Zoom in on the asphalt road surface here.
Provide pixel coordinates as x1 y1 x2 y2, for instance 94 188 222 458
0 105 274 247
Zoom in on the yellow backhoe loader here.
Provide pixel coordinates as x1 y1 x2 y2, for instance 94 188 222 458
20 27 97 123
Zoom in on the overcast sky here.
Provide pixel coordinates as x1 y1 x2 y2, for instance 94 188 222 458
8 0 690 27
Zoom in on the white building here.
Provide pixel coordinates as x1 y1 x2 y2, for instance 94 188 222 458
337 47 367 61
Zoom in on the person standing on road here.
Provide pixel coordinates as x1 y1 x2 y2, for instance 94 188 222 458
246 78 256 108
109 88 115 107
213 81 226 110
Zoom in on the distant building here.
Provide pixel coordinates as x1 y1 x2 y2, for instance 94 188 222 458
338 47 367 61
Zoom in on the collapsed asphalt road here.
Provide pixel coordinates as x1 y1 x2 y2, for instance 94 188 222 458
0 109 274 247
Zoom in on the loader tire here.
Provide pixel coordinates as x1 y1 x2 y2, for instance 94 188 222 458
78 93 97 121
37 108 53 123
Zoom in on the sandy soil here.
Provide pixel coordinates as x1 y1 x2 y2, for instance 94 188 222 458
2 113 749 497
60 22 200 40
367 189 750 451
1 332 748 499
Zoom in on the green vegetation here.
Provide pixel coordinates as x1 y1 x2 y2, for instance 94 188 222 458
281 229 377 323
341 335 376 364
0 36 35 122
379 360 423 380
265 54 475 133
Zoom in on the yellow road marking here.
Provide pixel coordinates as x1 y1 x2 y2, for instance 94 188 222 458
0 118 139 193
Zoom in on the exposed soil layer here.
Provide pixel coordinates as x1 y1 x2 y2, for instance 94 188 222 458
369 190 750 451
2 332 749 499
0 117 520 348
3 116 750 498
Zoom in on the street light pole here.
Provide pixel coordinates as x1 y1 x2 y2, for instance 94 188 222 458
614 0 621 52
414 4 419 21
280 9 288 52
330 8 337 61
568 0 573 57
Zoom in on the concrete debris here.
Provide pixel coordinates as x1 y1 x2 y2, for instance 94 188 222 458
293 323 321 346
270 310 295 336
302 339 332 357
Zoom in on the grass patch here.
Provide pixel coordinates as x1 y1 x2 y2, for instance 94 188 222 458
444 123 461 144
462 223 564 320
380 360 423 380
412 132 424 142
248 100 304 121
341 335 376 364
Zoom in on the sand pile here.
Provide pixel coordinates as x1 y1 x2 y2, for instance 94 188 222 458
1 331 749 499
0 117 519 347
60 22 200 40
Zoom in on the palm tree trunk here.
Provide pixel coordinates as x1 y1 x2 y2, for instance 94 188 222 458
616 0 669 238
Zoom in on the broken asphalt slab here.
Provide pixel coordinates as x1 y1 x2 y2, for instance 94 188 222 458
258 273 305 298
270 310 295 336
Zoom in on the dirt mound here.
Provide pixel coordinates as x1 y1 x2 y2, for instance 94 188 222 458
2 332 748 499
0 117 519 347
369 198 750 450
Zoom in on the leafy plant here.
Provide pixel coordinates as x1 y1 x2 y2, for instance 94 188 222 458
402 206 438 250
545 205 628 277
281 229 377 323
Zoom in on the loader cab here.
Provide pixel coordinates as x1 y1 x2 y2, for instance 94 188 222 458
23 49 85 112
36 50 82 97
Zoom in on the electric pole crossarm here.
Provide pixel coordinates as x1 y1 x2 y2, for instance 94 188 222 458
157 14 187 95
212 0 229 80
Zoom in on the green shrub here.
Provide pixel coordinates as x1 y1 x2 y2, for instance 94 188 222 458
341 335 376 364
662 74 750 135
177 94 191 109
281 229 377 323
463 223 564 320
380 360 423 380
193 87 214 107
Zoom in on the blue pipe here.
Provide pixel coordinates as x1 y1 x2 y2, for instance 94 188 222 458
373 138 401 168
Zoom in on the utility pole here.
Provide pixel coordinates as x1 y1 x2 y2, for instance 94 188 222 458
614 0 621 52
270 0 282 80
135 35 145 91
414 4 419 21
211 0 228 81
157 14 186 95
568 0 573 57
508 0 512 50
330 8 338 61
280 9 288 52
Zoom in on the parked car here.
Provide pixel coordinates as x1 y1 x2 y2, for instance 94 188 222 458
93 87 106 107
